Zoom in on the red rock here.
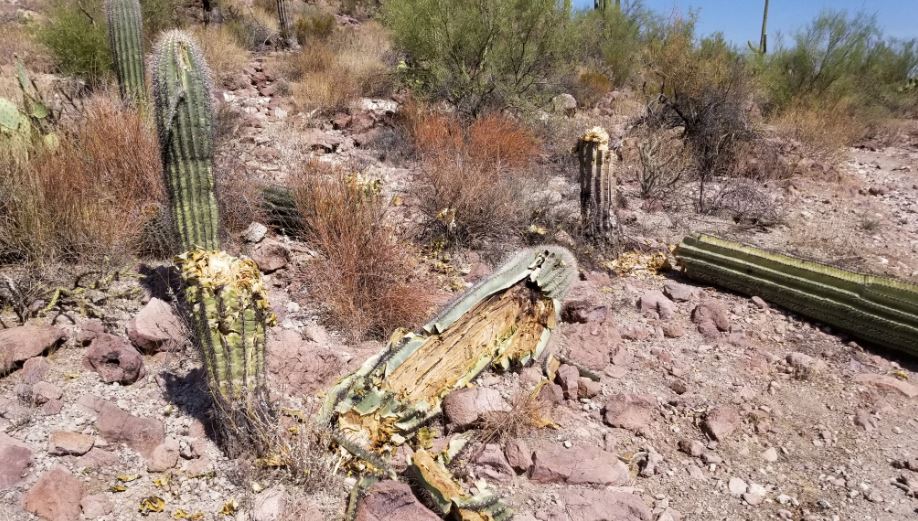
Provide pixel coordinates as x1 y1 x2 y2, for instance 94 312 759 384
126 297 185 353
32 381 62 404
0 325 65 374
536 382 565 405
559 489 651 521
620 324 652 341
22 466 83 521
354 480 440 521
0 432 32 489
80 494 113 518
48 431 94 456
661 322 685 338
266 330 344 395
562 320 622 371
703 405 741 441
503 439 532 473
639 290 675 320
147 438 180 472
250 239 290 273
75 448 119 470
530 444 629 485
253 486 287 521
21 357 50 384
692 300 730 338
95 402 165 458
560 301 608 324
556 364 580 400
442 387 510 429
663 281 697 302
854 373 918 398
473 443 514 482
83 334 146 385
603 394 656 434
577 377 600 399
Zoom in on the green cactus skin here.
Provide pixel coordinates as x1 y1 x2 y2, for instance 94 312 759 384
276 0 294 48
151 30 220 252
675 234 918 356
576 127 616 240
106 0 146 102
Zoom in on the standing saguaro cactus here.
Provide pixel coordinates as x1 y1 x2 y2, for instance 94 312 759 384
576 127 617 242
105 0 146 102
151 30 273 450
276 0 295 48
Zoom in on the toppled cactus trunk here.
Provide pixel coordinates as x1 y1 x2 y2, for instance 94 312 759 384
152 31 274 450
675 234 918 356
106 0 146 102
576 127 617 243
322 246 577 520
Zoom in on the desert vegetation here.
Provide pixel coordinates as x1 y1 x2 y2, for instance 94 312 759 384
0 1 917 521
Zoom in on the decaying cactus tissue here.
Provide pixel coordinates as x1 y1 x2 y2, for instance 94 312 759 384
676 234 918 356
321 246 577 520
152 30 274 449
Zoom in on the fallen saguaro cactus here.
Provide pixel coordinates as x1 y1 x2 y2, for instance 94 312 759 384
675 234 918 356
320 245 578 521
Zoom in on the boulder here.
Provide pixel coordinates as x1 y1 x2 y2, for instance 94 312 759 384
250 239 290 273
530 444 629 486
22 466 83 521
473 443 514 482
83 334 145 385
603 394 656 434
854 373 918 398
0 432 32 489
559 488 651 521
503 439 532 473
354 480 440 521
639 290 675 320
703 405 741 441
266 330 344 395
48 431 94 456
126 298 185 353
562 319 623 372
663 281 697 302
95 401 165 458
0 325 65 374
442 387 510 429
80 494 114 518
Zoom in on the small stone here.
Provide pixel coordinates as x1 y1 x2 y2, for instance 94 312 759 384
661 322 685 338
254 486 287 521
786 352 825 377
95 401 165 458
603 394 655 434
244 222 269 244
83 334 146 385
743 483 767 505
663 281 696 302
504 439 532 473
639 290 675 320
678 439 704 458
530 443 629 486
147 438 180 472
21 357 50 384
126 298 185 353
577 377 600 399
556 364 580 400
853 373 918 398
703 406 741 441
751 296 768 309
443 387 510 429
250 239 290 273
354 480 440 521
80 494 114 518
762 447 778 463
728 477 747 497
48 431 94 456
31 381 62 404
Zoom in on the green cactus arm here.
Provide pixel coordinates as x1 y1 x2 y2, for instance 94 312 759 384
675 234 918 355
106 0 146 102
151 30 220 252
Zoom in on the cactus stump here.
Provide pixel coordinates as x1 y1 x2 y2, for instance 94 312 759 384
576 127 618 243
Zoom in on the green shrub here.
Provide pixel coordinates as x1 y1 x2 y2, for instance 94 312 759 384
574 2 646 87
382 0 574 115
33 0 112 86
141 0 181 40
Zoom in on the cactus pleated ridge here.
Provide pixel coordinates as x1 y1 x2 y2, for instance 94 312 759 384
675 233 918 356
576 126 616 240
151 30 220 252
105 0 146 102
321 245 577 521
276 0 294 47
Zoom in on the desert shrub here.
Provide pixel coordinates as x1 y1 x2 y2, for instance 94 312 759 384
291 163 431 339
383 0 574 115
641 19 754 211
341 0 382 18
285 22 392 113
0 93 163 264
573 2 647 88
224 2 278 50
190 25 249 84
770 101 865 163
33 0 112 87
407 110 540 245
635 131 687 200
140 0 182 40
293 7 336 44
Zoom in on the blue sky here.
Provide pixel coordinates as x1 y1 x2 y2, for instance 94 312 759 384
573 0 918 45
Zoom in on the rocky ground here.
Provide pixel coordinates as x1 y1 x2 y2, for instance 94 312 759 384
2 16 918 521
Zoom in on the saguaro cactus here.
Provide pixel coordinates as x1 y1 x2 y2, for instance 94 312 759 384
105 0 146 102
151 30 220 252
276 0 295 48
576 127 617 241
151 31 273 448
675 234 918 356
322 246 577 520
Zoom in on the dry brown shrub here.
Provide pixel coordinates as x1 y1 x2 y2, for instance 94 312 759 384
190 25 249 84
0 92 163 264
478 389 547 444
285 21 392 113
771 102 865 164
406 110 541 245
291 162 431 339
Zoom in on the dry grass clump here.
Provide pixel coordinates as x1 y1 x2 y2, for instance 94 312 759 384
771 101 867 164
189 25 250 84
294 7 337 44
478 388 548 444
403 108 541 245
285 22 392 113
291 162 431 339
0 92 163 265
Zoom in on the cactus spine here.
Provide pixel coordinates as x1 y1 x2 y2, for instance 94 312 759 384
576 127 617 241
106 0 146 102
675 234 918 356
151 30 219 252
151 31 274 450
276 0 295 48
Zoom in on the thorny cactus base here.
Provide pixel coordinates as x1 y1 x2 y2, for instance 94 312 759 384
319 246 578 520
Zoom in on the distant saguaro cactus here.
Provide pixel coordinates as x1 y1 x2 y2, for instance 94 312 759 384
276 0 295 48
576 127 617 242
151 30 273 452
105 0 146 102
